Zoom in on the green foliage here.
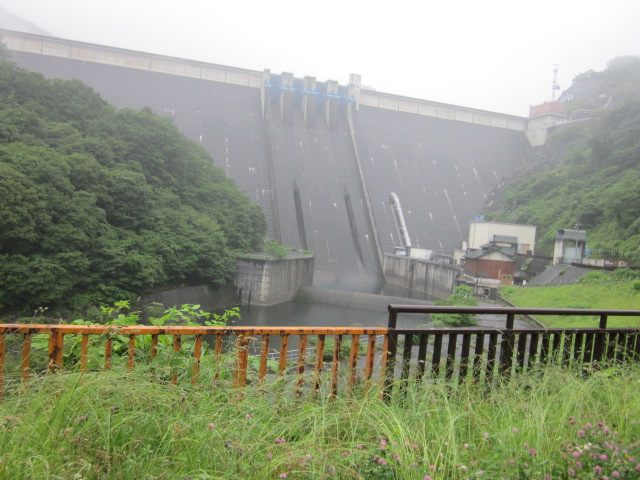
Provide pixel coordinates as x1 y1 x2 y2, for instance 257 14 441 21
579 268 640 283
488 58 640 262
1 362 639 479
264 240 291 257
610 268 640 281
431 286 478 327
308 335 370 361
0 62 266 312
579 270 609 283
29 302 240 370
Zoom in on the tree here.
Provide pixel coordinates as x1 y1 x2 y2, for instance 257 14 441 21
430 286 478 327
0 62 267 313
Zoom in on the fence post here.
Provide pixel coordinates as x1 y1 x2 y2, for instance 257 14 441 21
499 313 515 377
48 328 64 372
0 333 5 400
234 333 250 388
383 307 399 401
593 314 607 362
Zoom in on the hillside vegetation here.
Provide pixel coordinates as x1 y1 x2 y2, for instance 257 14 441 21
0 61 266 312
486 56 640 262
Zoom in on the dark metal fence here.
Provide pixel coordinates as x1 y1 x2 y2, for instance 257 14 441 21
384 306 640 397
1 306 639 400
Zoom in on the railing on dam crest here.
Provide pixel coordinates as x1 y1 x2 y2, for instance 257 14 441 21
1 306 639 400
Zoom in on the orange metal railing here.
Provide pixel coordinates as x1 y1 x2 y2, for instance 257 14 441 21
2 306 640 400
0 325 389 399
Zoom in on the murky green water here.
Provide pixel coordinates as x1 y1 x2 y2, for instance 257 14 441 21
234 298 430 329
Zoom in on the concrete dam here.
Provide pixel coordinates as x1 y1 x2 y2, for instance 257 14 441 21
2 30 532 293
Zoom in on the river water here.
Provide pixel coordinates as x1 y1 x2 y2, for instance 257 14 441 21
235 299 429 329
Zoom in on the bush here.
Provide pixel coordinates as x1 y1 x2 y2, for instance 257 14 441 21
431 286 478 327
264 240 291 257
611 268 640 281
308 336 370 361
579 271 610 283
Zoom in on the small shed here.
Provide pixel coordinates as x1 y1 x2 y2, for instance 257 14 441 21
463 245 515 285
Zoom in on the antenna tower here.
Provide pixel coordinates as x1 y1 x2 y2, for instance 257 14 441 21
551 64 560 101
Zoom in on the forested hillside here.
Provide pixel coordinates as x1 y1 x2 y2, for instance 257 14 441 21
485 56 640 262
0 61 266 312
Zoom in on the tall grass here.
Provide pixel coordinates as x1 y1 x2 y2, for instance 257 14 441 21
1 363 639 479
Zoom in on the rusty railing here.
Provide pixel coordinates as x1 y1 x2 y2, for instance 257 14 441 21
0 325 389 399
0 306 639 399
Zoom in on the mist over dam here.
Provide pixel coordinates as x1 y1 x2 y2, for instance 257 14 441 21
3 30 532 292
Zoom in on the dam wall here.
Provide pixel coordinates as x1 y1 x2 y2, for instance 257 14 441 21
3 29 530 292
383 255 459 300
355 106 530 256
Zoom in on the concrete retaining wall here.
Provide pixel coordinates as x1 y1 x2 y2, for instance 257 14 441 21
234 256 314 306
383 255 459 300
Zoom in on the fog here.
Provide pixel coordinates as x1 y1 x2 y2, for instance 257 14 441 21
1 0 639 116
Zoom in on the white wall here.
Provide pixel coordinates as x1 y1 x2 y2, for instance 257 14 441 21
468 222 536 254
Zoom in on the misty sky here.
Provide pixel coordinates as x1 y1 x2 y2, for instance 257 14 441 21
1 0 639 116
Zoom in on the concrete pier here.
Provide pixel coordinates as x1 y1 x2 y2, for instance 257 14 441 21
234 254 314 306
383 255 460 300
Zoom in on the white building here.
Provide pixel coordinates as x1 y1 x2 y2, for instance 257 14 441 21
467 221 537 255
